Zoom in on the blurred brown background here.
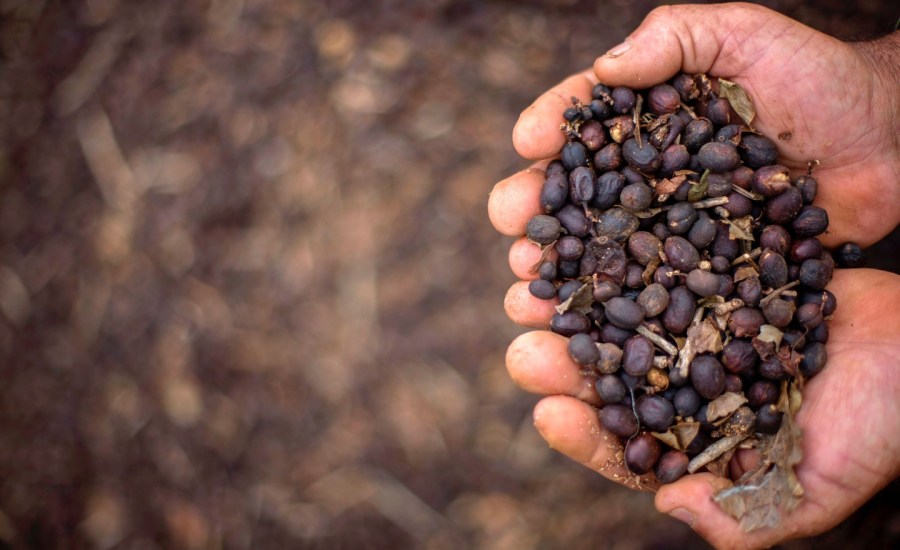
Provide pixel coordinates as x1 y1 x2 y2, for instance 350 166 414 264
0 1 898 548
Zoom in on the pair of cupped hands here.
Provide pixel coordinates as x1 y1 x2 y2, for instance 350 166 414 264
487 4 900 549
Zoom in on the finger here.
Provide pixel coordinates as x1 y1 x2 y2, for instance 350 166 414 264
503 280 557 328
508 237 556 281
488 168 545 236
506 330 600 404
593 4 803 86
512 70 597 160
533 395 656 490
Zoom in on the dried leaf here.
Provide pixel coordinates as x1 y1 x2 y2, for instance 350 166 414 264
554 283 593 315
698 295 725 308
674 169 697 176
633 94 643 147
706 447 737 479
733 266 759 283
652 421 700 452
728 216 754 242
655 175 686 196
776 344 802 377
718 78 756 128
689 317 723 354
713 381 805 531
633 207 664 219
527 241 558 273
707 392 748 423
757 325 784 347
688 169 710 202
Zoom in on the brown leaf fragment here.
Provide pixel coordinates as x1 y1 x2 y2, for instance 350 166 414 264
554 283 594 315
718 78 756 128
675 317 722 377
706 447 737 478
688 433 748 474
652 421 700 452
528 241 558 273
654 175 686 196
733 266 759 283
752 324 784 361
633 94 643 147
728 216 755 242
776 344 802 377
707 392 748 423
712 380 805 531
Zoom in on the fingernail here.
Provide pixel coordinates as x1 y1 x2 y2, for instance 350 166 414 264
668 507 695 526
605 38 633 58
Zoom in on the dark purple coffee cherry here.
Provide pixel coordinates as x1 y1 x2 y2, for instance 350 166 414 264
558 280 584 302
659 144 690 177
765 187 803 225
540 172 568 213
715 124 743 144
789 238 823 263
721 339 756 375
593 280 622 302
550 311 591 336
636 394 676 432
538 260 557 281
528 279 557 300
580 120 607 151
698 141 740 172
593 171 626 209
667 202 698 235
568 166 595 204
623 334 654 376
791 206 829 237
730 165 754 189
724 374 743 393
624 262 644 289
762 298 795 328
600 404 639 437
710 255 730 274
682 118 714 153
672 74 699 102
705 173 733 198
737 276 763 307
590 98 612 120
664 236 701 272
705 97 736 126
760 225 791 256
611 86 636 114
799 259 831 290
687 211 717 249
593 143 623 172
605 297 645 330
654 264 678 289
759 249 789 289
834 242 866 268
795 175 818 204
595 208 639 243
807 320 829 344
800 342 827 378
555 204 592 238
622 139 661 174
568 333 601 367
624 432 661 475
627 231 662 266
620 181 654 210
691 354 726 400
526 215 561 244
758 356 789 381
673 386 702 417
545 160 565 177
599 323 634 347
663 286 696 334
686 268 721 297
556 235 585 261
637 284 670 317
558 259 580 279
656 450 690 484
728 307 765 338
747 380 779 408
648 84 681 115
716 274 735 299
580 252 598 277
755 404 782 434
561 141 589 171
722 191 753 217
752 165 791 197
798 289 837 316
710 222 740 260
739 133 778 168
782 329 807 349
596 374 627 404
592 82 611 100
795 302 824 329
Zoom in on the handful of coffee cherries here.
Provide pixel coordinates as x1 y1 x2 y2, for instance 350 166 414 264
524 73 865 485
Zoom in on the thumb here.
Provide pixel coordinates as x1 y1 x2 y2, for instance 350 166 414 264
593 3 800 87
655 473 807 549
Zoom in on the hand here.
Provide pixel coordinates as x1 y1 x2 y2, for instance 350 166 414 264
488 4 900 549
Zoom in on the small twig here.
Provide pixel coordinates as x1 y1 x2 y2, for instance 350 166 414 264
732 185 764 201
688 434 750 474
692 196 730 209
637 324 679 356
760 280 801 305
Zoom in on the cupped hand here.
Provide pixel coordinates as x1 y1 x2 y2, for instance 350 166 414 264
488 4 900 549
